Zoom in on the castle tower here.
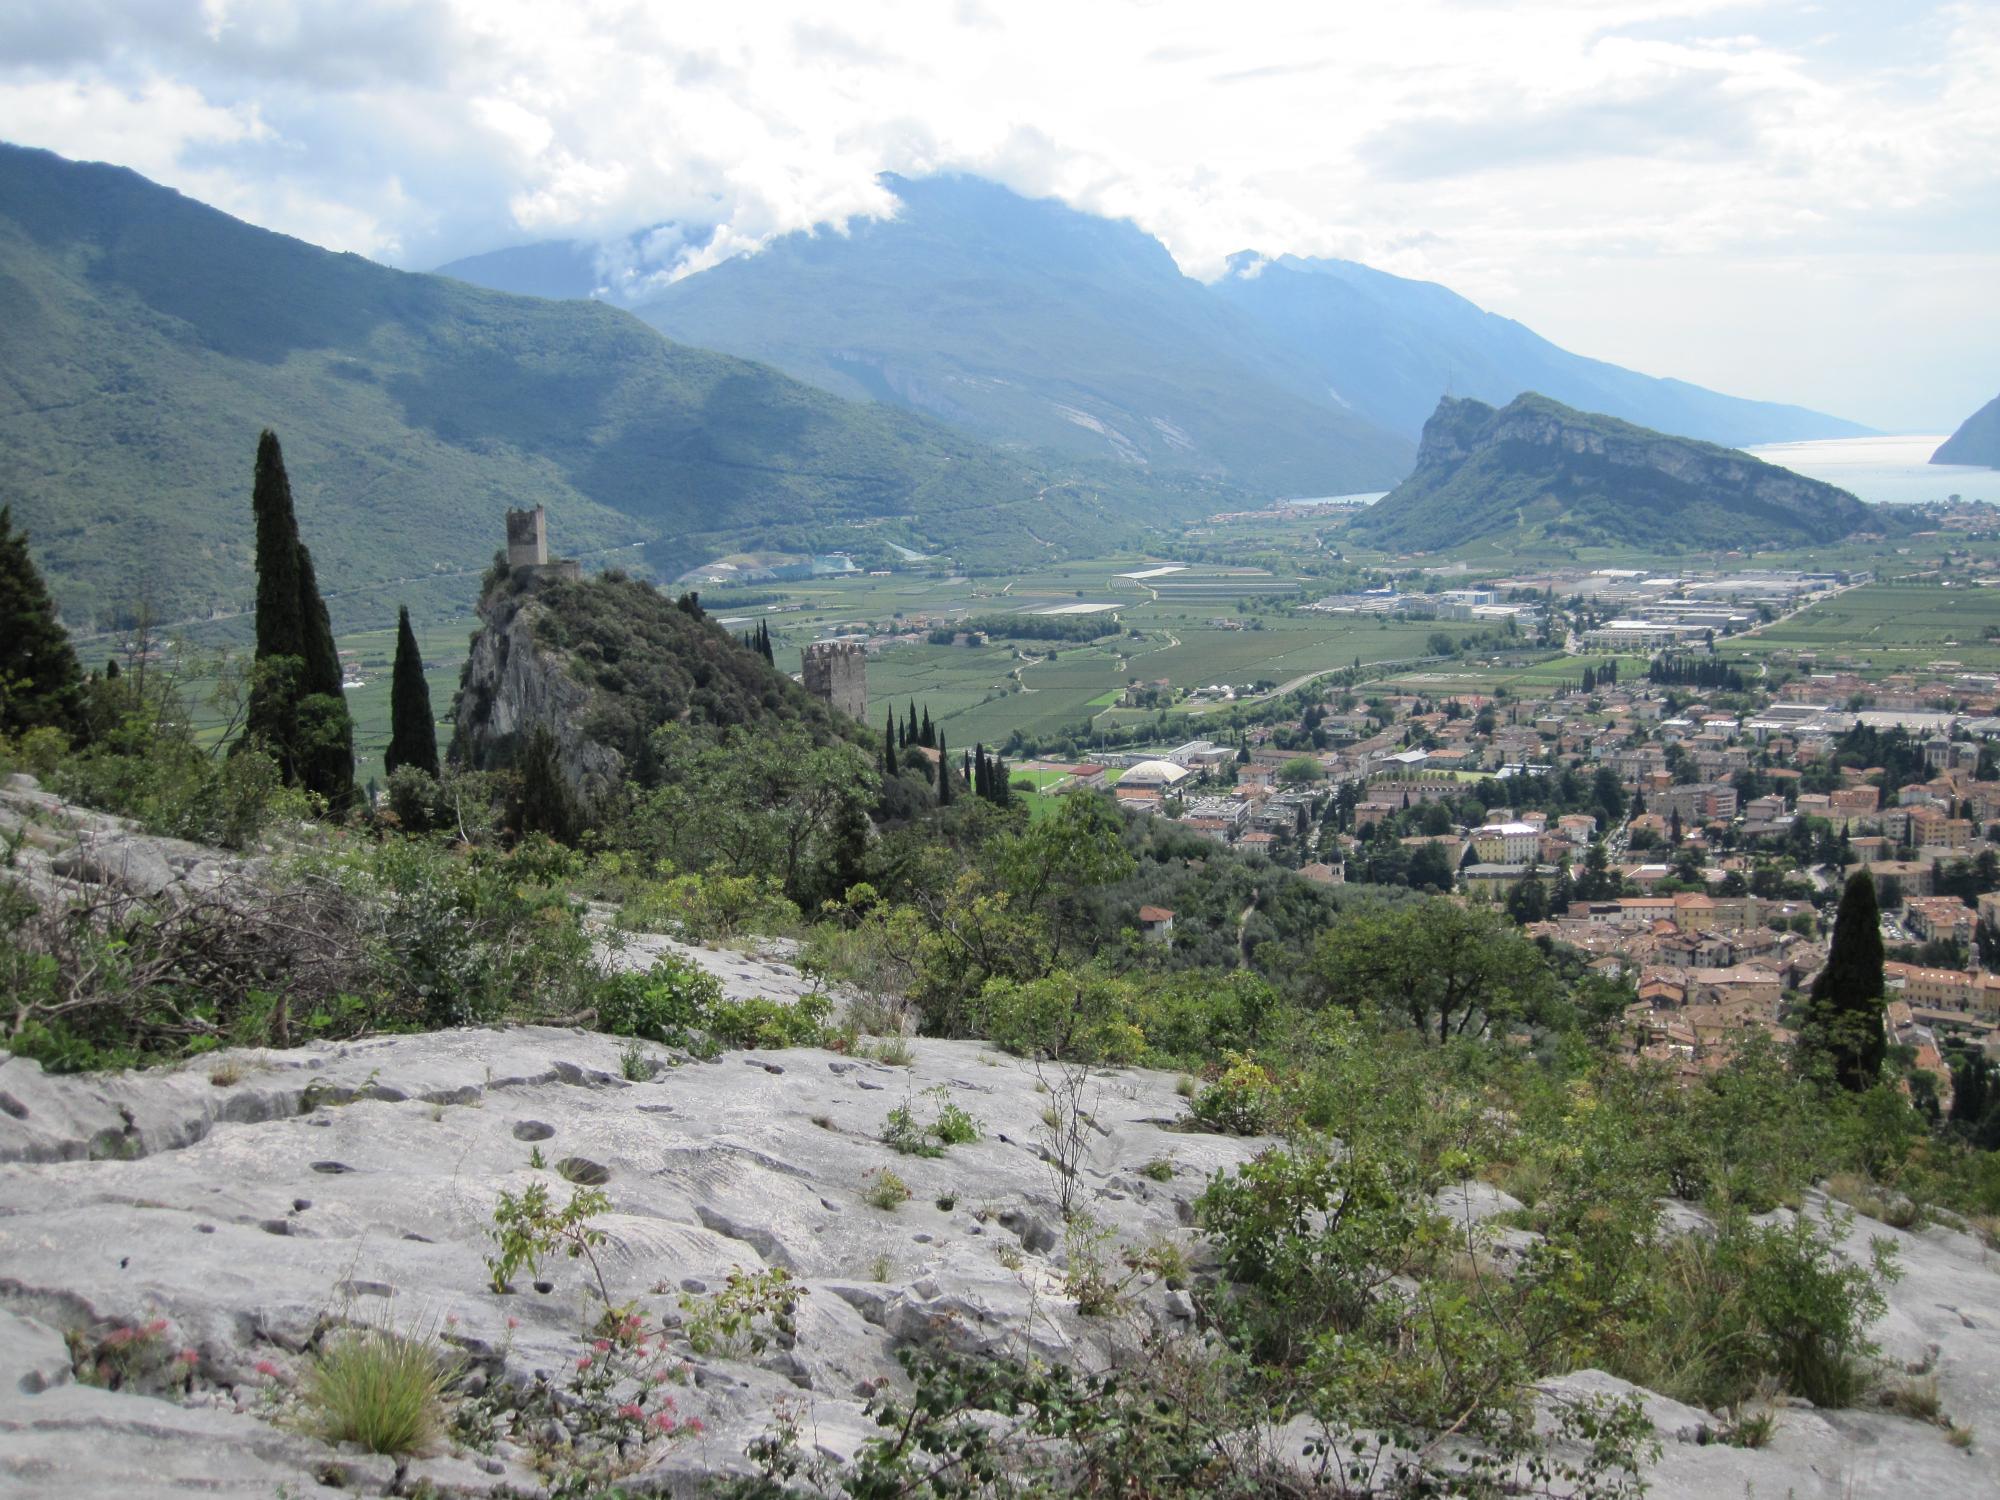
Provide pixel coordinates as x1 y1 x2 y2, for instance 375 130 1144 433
801 641 867 720
505 506 549 568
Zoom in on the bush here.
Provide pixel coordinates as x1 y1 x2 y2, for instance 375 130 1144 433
592 955 727 1044
615 870 801 943
591 956 827 1051
1188 1053 1281 1135
301 1327 459 1456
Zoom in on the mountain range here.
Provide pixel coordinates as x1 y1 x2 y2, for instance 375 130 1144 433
0 146 1193 634
1934 394 2000 468
440 174 1869 494
1348 393 1887 556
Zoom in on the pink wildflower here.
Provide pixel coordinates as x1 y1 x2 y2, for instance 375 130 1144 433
617 1403 643 1421
253 1360 282 1379
103 1328 135 1349
651 1412 677 1434
685 1417 705 1435
575 1354 593 1370
445 1313 459 1327
505 1316 520 1330
176 1349 199 1365
592 1339 611 1352
144 1319 170 1336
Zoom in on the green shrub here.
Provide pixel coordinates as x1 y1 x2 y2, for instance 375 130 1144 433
592 955 727 1044
1187 1053 1280 1135
883 1086 981 1156
863 1169 911 1211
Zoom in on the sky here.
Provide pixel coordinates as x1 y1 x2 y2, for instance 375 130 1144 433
0 0 1994 432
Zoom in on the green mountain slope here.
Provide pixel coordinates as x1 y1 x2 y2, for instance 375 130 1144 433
0 145 1193 634
442 174 1865 480
450 175 1417 496
1348 393 1886 555
1934 395 2000 468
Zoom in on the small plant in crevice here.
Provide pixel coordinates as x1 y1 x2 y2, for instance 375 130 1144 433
452 1307 701 1496
863 1168 912 1211
882 1085 981 1157
677 1267 801 1358
485 1180 613 1303
618 1042 651 1081
67 1317 196 1393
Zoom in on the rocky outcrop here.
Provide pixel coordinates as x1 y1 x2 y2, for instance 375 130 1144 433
1934 394 2000 468
0 773 261 908
1352 392 1886 553
4 986 2000 1496
450 571 628 804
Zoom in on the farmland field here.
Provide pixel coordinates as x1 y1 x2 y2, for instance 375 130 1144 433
1716 583 2000 675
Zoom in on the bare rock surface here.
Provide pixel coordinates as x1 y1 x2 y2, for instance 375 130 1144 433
0 1023 1257 1497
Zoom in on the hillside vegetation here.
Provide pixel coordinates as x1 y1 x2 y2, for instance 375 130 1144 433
0 145 1196 634
1349 392 1888 555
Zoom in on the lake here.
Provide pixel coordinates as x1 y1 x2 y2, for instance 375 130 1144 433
1743 434 1997 506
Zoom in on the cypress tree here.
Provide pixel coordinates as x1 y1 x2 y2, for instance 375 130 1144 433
246 431 307 768
292 502 352 808
0 505 85 741
883 711 898 777
973 744 988 800
905 702 919 748
1804 869 1887 1091
244 430 353 807
936 731 951 806
992 752 1011 808
385 605 440 780
921 706 934 749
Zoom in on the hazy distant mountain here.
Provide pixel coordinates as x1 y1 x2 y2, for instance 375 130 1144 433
441 174 1868 490
0 145 1192 632
1212 254 1871 449
1348 393 1885 555
1934 394 2000 467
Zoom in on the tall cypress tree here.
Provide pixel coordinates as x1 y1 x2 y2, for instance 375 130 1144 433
920 706 934 749
936 730 951 806
0 506 85 741
1804 869 1887 1091
385 605 440 779
244 430 352 808
991 751 1011 808
905 702 918 748
973 744 988 800
246 431 308 768
883 711 898 777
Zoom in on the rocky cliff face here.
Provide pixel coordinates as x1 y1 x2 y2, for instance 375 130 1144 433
451 569 628 803
1934 394 2000 468
1353 392 1884 553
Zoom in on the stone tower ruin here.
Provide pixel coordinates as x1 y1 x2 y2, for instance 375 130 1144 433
801 641 867 720
505 506 549 568
500 506 578 583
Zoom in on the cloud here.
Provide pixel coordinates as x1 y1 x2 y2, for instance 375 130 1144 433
0 0 1992 425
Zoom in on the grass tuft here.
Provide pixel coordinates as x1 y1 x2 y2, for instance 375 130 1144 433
300 1327 458 1456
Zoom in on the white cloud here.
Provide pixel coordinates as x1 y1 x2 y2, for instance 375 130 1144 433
0 0 1993 426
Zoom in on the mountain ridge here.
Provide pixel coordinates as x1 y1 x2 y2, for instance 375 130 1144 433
0 145 1197 633
438 173 1868 488
1347 392 1887 555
